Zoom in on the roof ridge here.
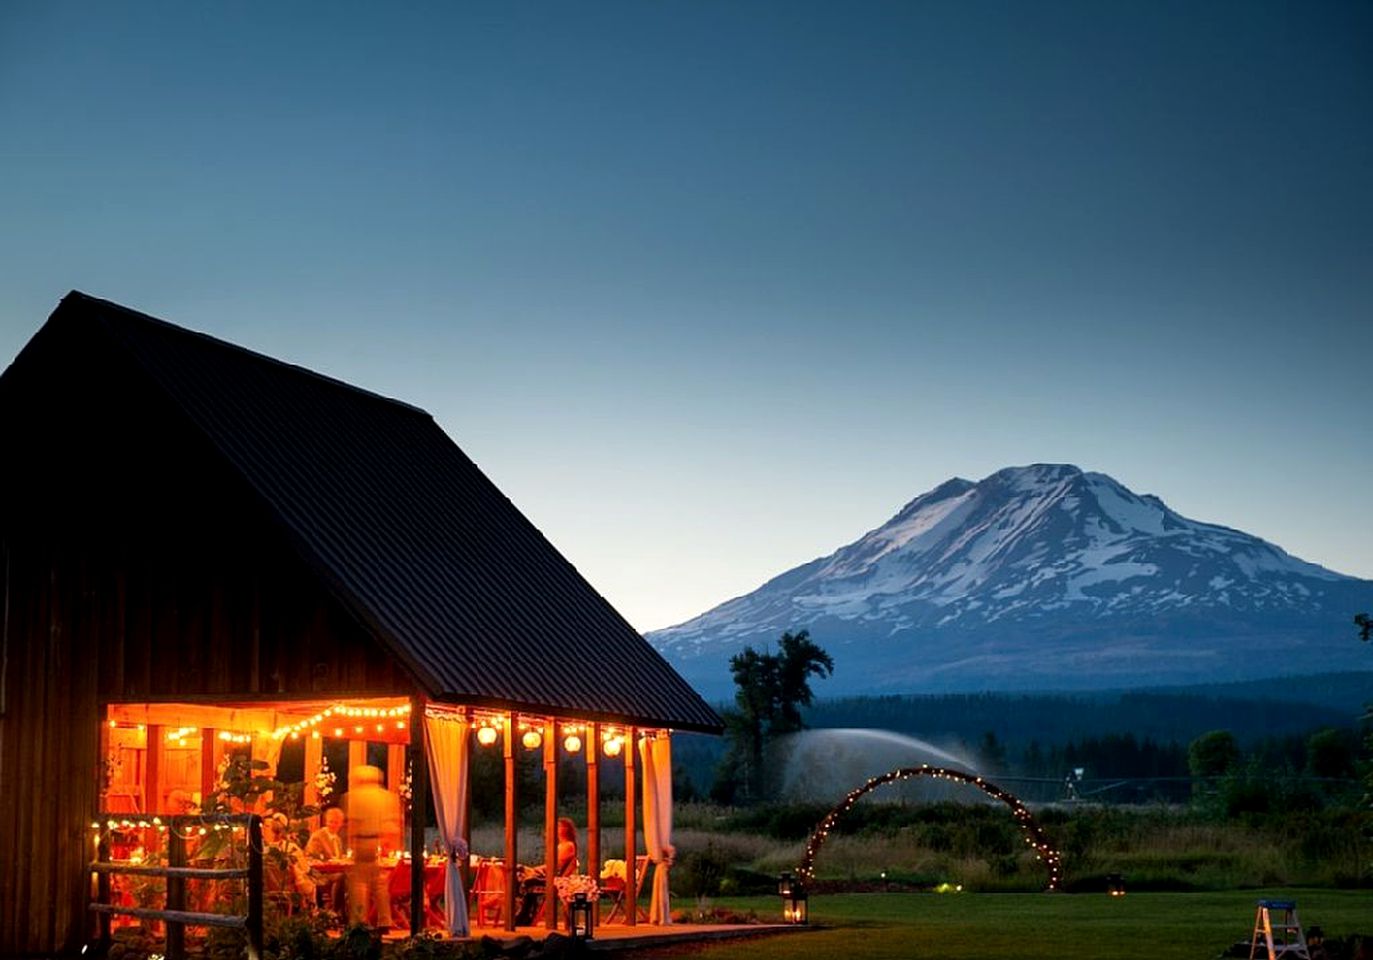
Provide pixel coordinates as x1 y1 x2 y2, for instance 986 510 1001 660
62 290 432 417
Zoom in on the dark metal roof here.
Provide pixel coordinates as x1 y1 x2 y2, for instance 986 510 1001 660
29 292 722 733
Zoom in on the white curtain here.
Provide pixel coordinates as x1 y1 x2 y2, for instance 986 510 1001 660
639 733 674 925
424 710 470 936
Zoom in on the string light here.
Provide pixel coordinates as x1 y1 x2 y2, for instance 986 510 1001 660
269 702 411 740
602 727 624 757
794 765 1062 893
217 731 252 744
164 726 199 748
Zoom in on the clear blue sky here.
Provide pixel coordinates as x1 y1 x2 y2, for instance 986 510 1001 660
2 1 1369 631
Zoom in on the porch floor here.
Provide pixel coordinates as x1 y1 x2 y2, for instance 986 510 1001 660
390 922 802 952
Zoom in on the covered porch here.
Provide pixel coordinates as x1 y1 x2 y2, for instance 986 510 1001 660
97 694 680 939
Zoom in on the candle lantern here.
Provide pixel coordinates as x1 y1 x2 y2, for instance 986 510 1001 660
1307 925 1323 954
778 873 807 924
1106 873 1126 897
569 892 593 940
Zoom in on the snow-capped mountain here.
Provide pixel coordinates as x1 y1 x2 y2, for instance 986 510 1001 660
647 464 1373 695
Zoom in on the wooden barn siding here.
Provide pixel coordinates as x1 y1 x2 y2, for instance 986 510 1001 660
101 543 408 703
0 534 415 955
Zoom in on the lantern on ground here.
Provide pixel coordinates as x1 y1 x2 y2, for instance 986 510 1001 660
778 873 808 924
1106 873 1125 897
569 892 593 940
1307 926 1323 954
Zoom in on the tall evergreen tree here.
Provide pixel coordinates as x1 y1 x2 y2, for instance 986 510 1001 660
714 630 834 802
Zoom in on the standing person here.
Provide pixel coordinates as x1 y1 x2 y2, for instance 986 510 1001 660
343 765 401 929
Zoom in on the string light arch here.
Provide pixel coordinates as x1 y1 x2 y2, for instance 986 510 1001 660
796 765 1062 891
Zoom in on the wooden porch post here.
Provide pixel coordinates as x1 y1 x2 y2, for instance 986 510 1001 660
199 729 217 810
409 697 427 934
303 733 324 818
387 744 407 792
542 719 558 930
624 725 637 927
586 722 600 929
503 714 517 931
348 741 367 785
145 724 163 814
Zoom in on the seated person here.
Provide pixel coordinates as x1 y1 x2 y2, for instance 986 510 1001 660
515 817 577 925
306 807 346 860
305 807 346 911
263 813 317 904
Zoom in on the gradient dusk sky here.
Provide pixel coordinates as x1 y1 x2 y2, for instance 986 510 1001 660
2 1 1369 631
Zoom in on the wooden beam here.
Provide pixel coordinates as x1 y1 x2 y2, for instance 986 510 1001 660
586 722 600 930
623 725 637 927
408 697 426 934
542 719 557 930
503 714 517 931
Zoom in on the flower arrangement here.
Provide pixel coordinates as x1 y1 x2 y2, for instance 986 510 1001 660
315 754 337 807
554 874 599 903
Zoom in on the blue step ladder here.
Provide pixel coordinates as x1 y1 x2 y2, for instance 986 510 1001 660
1250 900 1310 960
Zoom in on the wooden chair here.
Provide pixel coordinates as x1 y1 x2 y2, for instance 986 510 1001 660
388 862 446 931
263 861 298 917
602 856 650 924
517 856 579 927
469 859 506 927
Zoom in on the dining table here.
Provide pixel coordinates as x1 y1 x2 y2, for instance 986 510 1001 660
313 856 447 927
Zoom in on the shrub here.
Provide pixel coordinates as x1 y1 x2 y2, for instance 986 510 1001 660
675 842 732 898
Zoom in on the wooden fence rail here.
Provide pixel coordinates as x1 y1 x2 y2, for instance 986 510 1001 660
88 812 264 960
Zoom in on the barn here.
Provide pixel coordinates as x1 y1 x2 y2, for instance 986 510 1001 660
0 291 720 955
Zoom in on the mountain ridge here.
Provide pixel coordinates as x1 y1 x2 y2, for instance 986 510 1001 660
647 464 1372 696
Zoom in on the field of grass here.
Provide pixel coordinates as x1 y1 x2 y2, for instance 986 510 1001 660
664 801 1373 894
648 890 1371 960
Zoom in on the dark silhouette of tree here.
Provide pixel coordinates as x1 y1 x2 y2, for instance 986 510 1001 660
1188 729 1240 779
728 646 780 793
1356 613 1372 642
1305 727 1357 780
977 731 1007 774
714 630 834 802
774 630 834 733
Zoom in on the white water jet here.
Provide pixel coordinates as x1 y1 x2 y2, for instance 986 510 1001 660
778 728 980 802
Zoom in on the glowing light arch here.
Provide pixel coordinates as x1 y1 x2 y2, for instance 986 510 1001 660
797 764 1062 891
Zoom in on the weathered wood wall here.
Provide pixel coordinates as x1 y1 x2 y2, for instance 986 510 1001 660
0 322 417 954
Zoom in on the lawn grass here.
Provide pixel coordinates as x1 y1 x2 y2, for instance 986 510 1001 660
651 890 1371 960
